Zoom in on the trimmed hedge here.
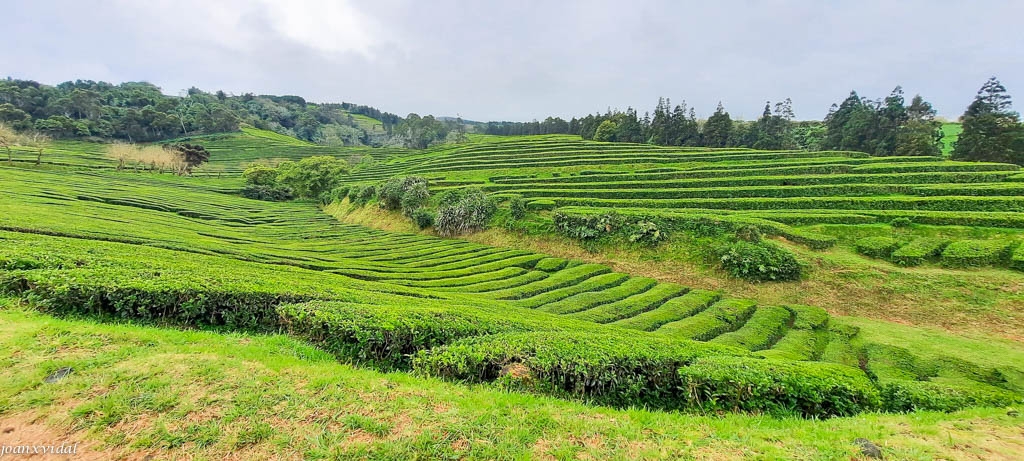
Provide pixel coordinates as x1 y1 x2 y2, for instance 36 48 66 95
612 290 721 331
534 257 568 272
514 273 629 309
711 306 793 351
940 240 1014 267
854 236 901 259
413 330 745 409
891 238 949 266
880 380 1023 412
540 277 657 315
569 283 688 324
678 357 881 417
657 298 758 341
278 301 523 369
526 199 555 211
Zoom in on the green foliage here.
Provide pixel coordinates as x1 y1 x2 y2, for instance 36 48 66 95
508 195 526 220
734 225 763 243
434 188 497 237
552 211 620 240
718 241 801 282
0 78 399 145
593 120 618 142
940 240 1014 267
712 306 793 351
854 236 901 259
275 156 349 199
679 357 881 417
240 184 294 202
411 208 435 229
242 165 279 186
627 220 664 246
952 77 1024 165
356 184 376 205
880 380 1022 412
526 199 555 211
890 217 912 228
891 238 949 266
378 176 429 212
413 330 743 410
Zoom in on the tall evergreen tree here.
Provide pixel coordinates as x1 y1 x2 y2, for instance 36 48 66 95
703 102 733 148
952 77 1024 165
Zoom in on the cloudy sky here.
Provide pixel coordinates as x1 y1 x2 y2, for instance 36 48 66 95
4 0 1022 121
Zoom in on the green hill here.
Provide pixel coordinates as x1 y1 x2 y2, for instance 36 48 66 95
2 134 1023 458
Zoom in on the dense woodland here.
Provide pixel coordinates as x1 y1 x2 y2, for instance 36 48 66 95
0 78 416 147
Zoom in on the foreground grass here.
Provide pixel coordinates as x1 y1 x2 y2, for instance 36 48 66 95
2 302 1021 460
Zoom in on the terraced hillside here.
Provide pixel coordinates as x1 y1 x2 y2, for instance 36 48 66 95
339 136 1024 274
3 166 1022 416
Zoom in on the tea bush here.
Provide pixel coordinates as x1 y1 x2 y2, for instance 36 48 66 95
718 241 801 282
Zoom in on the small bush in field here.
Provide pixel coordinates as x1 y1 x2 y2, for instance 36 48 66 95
509 195 526 220
718 241 801 282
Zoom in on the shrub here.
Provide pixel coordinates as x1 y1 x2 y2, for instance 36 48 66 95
356 184 377 205
891 238 949 266
435 188 496 237
1013 245 1024 272
941 240 1014 267
854 236 901 259
628 221 664 246
509 195 527 220
241 184 294 202
241 165 279 186
718 241 801 282
411 208 435 229
890 217 913 228
678 357 881 417
552 211 621 240
378 176 429 213
347 185 363 203
734 225 763 243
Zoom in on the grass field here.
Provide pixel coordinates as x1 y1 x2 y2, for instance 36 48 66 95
3 132 1023 459
942 122 963 155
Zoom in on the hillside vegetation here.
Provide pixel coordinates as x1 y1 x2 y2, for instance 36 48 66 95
3 130 1024 458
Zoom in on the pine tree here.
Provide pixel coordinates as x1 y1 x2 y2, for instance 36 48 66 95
953 77 1024 165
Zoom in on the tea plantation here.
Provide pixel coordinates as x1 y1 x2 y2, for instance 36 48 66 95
2 134 1023 459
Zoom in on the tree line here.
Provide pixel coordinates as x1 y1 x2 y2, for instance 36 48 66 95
0 78 403 146
481 77 1024 164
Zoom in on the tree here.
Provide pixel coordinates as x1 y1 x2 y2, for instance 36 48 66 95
594 120 618 142
0 123 21 164
703 102 733 148
276 156 349 198
25 132 50 165
894 95 941 156
170 143 211 173
952 77 1024 165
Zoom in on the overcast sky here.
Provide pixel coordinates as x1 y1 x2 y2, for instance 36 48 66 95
4 0 1022 121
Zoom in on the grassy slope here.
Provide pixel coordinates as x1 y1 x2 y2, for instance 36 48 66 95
942 122 963 155
3 303 1023 460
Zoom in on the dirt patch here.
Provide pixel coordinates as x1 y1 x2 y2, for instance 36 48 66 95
0 412 102 460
